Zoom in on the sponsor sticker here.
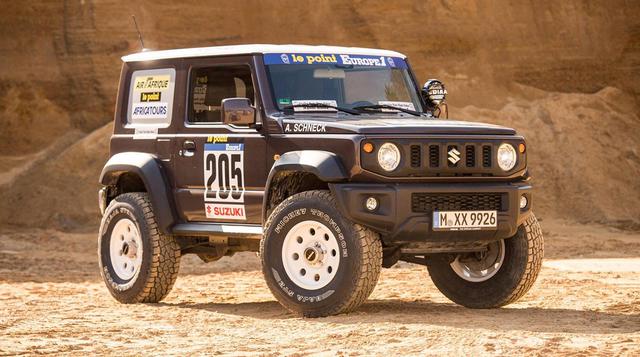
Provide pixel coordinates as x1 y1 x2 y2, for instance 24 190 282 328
203 143 246 220
140 92 161 102
131 102 169 120
264 53 407 68
128 69 175 125
378 101 416 112
133 127 158 140
290 99 337 112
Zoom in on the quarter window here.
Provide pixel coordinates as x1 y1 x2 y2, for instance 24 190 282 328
189 66 254 123
127 68 176 127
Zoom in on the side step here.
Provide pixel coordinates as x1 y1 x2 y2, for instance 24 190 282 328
172 223 263 238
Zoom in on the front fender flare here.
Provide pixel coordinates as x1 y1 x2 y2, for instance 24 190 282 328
99 152 176 234
262 150 349 222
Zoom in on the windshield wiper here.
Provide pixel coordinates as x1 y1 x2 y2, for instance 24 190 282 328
353 104 422 117
283 103 360 115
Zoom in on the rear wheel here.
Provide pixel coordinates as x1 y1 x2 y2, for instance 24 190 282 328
98 192 181 303
261 190 382 317
427 214 543 308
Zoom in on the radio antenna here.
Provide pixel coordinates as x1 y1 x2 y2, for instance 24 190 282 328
131 15 145 51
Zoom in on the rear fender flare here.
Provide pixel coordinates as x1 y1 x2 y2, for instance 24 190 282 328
99 152 176 234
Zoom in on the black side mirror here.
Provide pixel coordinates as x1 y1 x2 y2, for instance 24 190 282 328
221 98 255 126
422 79 448 119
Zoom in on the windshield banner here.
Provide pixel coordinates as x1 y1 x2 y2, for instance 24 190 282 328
264 53 407 68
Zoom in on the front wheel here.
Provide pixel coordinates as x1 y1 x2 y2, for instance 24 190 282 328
427 214 544 308
260 190 382 317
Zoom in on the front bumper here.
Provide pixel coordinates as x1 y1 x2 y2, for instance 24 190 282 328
330 181 532 245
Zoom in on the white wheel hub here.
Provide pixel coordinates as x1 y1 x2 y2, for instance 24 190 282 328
281 220 340 290
450 240 505 282
109 218 143 281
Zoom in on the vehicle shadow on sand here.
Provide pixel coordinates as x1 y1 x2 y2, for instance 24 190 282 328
159 299 640 334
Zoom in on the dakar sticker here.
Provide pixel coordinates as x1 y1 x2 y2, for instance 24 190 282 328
203 143 246 220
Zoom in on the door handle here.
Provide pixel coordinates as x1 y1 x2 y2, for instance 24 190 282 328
179 140 196 157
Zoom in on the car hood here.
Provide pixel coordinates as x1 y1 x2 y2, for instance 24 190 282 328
279 116 516 135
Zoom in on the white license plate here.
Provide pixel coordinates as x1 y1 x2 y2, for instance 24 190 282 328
432 210 497 231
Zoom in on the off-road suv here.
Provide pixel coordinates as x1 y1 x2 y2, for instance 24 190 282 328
98 44 543 317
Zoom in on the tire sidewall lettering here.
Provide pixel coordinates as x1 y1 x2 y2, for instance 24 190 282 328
309 208 348 258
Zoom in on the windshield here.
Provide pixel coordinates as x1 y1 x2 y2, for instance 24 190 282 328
264 53 423 114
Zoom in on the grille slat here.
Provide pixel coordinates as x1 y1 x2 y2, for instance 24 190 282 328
482 145 492 168
429 145 440 168
465 145 475 167
410 145 421 168
411 193 504 212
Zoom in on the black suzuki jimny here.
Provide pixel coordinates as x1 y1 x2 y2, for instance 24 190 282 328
98 44 543 317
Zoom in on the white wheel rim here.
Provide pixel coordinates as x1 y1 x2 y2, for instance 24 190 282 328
450 240 505 282
281 220 341 290
109 218 143 281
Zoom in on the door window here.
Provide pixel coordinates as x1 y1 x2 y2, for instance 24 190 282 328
188 66 254 123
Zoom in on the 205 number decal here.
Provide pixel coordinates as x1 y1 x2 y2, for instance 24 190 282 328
203 143 246 220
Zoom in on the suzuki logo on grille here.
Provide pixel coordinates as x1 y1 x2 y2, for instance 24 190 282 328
448 147 461 164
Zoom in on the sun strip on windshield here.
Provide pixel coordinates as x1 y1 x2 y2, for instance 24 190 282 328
264 53 407 69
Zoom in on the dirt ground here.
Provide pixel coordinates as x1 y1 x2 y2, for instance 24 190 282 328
1 219 638 356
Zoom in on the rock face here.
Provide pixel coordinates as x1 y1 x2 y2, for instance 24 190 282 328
0 1 638 229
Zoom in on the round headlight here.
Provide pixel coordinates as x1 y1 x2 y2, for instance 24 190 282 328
377 143 401 172
497 143 517 171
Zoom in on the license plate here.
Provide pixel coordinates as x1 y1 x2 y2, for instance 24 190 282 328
432 210 497 231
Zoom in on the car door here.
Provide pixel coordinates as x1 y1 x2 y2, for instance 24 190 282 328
171 56 267 224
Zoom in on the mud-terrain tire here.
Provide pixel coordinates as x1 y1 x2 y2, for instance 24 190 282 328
427 214 543 308
98 192 181 303
261 190 382 317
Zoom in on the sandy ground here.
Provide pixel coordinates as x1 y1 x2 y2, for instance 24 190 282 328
1 219 639 356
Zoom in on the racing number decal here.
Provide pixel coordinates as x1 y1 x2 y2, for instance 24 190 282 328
203 143 246 220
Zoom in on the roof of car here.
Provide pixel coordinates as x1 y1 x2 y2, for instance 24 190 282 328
121 44 407 62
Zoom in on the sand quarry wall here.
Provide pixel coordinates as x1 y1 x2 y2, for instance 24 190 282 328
0 1 638 230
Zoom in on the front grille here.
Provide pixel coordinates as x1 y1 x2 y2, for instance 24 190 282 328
361 139 520 177
410 145 421 168
411 193 504 213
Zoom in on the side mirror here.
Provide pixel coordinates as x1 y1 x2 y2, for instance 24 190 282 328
222 98 255 126
422 79 448 119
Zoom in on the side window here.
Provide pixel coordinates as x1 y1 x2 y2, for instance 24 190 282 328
189 65 254 123
127 68 176 127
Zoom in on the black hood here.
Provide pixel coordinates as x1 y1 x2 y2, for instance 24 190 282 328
279 115 516 135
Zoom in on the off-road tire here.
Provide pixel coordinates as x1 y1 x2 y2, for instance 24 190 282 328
98 192 181 303
427 214 543 308
260 190 382 317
